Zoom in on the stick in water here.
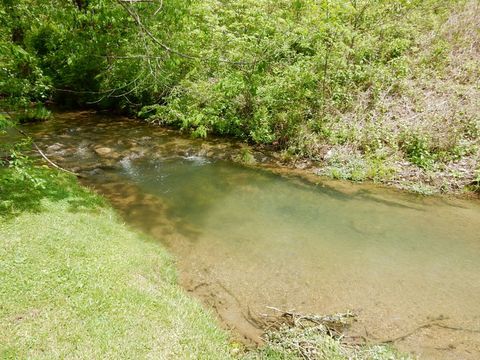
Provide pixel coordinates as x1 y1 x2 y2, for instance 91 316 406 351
14 127 83 177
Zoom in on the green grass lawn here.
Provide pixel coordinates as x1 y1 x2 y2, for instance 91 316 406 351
0 170 232 359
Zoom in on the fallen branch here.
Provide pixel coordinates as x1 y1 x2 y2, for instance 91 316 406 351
379 321 480 344
258 307 480 348
259 307 356 337
257 308 357 360
14 127 84 178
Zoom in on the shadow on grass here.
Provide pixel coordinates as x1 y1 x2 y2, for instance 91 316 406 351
0 167 104 219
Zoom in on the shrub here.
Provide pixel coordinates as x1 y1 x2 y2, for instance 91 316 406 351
399 131 435 169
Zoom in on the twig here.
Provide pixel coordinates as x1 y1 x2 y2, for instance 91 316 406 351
263 306 355 334
153 0 163 16
379 322 480 344
259 307 357 360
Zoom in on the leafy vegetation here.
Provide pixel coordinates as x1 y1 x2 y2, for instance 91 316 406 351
1 0 478 192
0 1 477 357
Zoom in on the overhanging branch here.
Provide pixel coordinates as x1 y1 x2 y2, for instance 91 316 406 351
114 0 249 66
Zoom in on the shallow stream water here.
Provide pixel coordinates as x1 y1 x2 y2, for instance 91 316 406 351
20 112 480 359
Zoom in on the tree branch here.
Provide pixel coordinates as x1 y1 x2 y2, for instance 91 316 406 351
114 0 249 65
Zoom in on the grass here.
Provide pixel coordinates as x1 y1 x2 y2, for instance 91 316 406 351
15 106 52 124
0 169 232 359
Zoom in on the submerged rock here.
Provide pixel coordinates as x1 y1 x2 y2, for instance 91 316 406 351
94 147 113 156
88 168 104 176
47 143 64 152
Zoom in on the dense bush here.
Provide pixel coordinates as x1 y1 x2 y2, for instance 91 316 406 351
1 0 456 129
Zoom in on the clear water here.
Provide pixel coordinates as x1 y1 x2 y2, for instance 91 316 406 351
23 112 480 359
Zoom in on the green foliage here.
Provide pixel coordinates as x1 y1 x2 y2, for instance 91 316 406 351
0 167 100 217
1 0 475 188
470 168 480 193
1 0 459 137
0 110 49 189
133 0 457 150
399 131 435 169
0 114 15 166
0 41 51 106
15 105 52 123
236 148 257 165
0 114 12 131
2 148 47 189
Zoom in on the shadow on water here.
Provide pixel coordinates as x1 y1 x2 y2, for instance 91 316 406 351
261 171 426 211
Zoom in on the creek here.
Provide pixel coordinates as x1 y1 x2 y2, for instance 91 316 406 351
23 111 480 359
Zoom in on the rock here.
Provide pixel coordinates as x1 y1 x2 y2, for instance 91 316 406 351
295 160 311 169
130 146 146 154
47 143 63 152
110 152 121 159
88 168 104 176
94 147 113 156
324 149 334 160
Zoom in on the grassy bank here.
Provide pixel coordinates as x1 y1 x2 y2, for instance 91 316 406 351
0 169 232 359
307 0 480 195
